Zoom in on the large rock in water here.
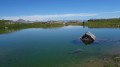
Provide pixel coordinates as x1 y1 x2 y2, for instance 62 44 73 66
80 32 96 45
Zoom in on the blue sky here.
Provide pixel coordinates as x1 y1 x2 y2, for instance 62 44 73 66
0 0 120 21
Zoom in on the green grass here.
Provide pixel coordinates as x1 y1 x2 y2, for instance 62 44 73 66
85 18 120 28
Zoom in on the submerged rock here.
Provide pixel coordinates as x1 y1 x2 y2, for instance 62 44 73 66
80 32 96 41
80 32 96 45
69 49 84 54
72 32 120 45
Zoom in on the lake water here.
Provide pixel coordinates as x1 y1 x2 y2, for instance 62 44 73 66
0 26 120 67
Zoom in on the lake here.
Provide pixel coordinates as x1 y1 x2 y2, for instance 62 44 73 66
0 26 120 67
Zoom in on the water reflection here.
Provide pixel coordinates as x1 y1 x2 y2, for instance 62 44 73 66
0 27 62 34
80 38 94 45
73 38 120 46
0 28 20 34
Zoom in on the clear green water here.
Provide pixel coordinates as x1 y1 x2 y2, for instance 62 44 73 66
0 26 120 67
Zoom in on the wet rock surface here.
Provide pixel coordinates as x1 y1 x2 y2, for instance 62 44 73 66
80 32 96 45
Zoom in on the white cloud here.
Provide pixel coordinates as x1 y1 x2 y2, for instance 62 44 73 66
2 13 97 21
100 11 120 14
2 11 120 21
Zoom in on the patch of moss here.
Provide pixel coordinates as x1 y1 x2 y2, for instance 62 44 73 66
104 63 116 67
113 56 120 63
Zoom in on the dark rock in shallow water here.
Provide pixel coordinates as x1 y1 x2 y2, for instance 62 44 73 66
69 49 84 54
80 32 96 41
80 32 96 45
72 32 120 45
81 39 94 45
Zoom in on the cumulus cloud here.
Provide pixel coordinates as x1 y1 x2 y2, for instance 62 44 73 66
2 13 97 21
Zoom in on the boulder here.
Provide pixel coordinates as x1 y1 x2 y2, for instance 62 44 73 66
80 32 96 45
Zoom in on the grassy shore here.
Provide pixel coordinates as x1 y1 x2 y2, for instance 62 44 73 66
0 20 65 34
0 21 64 29
1 18 120 29
85 18 120 28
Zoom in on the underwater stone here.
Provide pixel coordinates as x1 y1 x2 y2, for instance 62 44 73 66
80 32 96 45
